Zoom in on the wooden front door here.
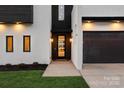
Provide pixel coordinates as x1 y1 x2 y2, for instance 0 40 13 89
52 33 71 60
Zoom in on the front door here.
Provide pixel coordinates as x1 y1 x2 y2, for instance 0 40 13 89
57 35 66 59
52 33 71 60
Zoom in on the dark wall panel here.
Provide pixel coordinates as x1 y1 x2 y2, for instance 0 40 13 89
0 5 33 23
52 5 73 32
83 31 124 63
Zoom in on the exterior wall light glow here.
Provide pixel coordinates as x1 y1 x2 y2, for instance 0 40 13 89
116 21 120 23
12 24 26 32
113 20 120 23
83 21 95 30
16 22 22 24
0 24 7 31
87 21 92 23
50 38 54 43
85 20 92 23
70 38 72 42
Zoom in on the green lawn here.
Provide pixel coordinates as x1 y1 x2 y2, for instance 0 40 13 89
0 70 89 88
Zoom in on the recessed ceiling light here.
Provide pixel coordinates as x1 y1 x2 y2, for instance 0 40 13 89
113 20 120 23
16 22 22 24
116 20 120 23
85 20 92 23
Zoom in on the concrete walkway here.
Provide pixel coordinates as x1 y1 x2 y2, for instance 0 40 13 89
81 64 124 88
43 61 80 77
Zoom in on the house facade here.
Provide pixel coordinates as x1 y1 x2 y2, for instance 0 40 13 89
0 5 124 70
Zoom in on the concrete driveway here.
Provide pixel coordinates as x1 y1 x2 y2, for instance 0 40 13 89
80 64 124 88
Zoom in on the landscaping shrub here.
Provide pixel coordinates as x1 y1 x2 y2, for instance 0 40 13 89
0 63 48 71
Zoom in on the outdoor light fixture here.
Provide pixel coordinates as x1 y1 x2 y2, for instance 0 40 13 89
16 22 22 24
58 5 64 21
116 20 120 23
87 20 91 23
113 20 120 23
85 20 92 23
50 38 54 43
70 38 72 42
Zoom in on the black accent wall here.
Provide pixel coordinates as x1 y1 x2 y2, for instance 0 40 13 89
0 5 33 23
83 31 124 63
51 5 73 32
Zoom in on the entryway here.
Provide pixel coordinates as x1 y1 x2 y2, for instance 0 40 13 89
43 60 80 77
51 32 71 60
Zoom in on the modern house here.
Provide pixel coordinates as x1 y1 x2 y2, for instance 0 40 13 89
0 5 124 70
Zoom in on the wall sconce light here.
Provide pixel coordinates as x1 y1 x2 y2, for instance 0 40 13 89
85 20 92 23
70 38 72 42
116 20 120 23
16 22 22 24
50 38 54 43
113 20 120 23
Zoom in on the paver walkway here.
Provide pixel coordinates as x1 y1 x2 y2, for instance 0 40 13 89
81 64 124 88
43 60 80 77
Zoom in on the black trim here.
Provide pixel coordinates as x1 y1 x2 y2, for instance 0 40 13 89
83 31 124 32
82 17 124 22
6 36 13 52
51 5 73 33
23 35 31 52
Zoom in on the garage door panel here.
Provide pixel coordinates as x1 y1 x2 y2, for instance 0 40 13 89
83 31 124 63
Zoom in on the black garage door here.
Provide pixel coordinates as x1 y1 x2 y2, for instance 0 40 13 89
83 31 124 63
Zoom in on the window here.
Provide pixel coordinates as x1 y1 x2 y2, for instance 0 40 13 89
23 35 31 52
58 5 65 21
6 36 13 52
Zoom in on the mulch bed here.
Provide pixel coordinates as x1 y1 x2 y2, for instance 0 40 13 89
0 63 48 71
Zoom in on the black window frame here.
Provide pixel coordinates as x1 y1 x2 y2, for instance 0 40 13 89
6 36 13 52
23 35 31 52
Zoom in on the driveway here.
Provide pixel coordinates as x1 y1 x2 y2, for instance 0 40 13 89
80 64 124 88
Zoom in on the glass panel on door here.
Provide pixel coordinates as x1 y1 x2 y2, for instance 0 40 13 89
58 35 65 57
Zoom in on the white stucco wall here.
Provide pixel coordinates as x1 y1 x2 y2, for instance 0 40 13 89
72 5 124 70
71 6 78 69
0 5 51 65
71 6 83 70
79 5 124 17
80 5 124 32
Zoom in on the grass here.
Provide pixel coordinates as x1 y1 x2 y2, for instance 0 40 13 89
0 70 89 88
